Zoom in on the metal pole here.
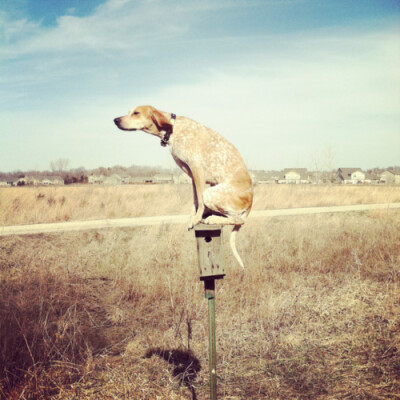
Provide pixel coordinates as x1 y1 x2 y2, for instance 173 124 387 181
194 224 224 400
204 278 217 400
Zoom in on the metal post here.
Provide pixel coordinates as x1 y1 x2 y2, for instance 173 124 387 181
194 224 225 400
204 278 217 400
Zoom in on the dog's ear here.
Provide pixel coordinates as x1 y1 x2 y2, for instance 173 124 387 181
151 109 172 132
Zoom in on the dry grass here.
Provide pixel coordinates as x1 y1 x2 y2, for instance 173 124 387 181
0 185 193 226
253 184 400 210
0 184 399 226
1 185 400 399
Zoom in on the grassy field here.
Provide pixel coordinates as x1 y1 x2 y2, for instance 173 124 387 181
1 184 400 225
1 185 399 399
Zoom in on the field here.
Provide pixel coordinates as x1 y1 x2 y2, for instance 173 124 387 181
1 185 399 399
1 184 400 226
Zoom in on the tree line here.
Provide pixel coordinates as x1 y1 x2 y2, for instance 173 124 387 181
0 159 175 185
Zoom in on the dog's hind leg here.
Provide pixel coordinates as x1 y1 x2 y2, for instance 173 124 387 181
202 183 251 224
202 184 250 269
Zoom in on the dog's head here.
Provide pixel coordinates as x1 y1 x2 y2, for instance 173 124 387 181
114 105 172 136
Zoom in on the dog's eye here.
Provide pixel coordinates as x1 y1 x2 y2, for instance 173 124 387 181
133 111 140 116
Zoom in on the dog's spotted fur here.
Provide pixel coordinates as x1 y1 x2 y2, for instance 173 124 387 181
114 105 253 269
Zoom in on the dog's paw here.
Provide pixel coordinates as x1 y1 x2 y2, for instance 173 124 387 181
188 214 202 230
187 217 196 231
202 215 220 225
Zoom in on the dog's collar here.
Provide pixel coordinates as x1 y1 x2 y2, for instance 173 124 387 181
160 113 176 147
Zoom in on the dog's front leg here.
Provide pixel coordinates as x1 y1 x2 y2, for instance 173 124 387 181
188 167 205 230
191 178 199 216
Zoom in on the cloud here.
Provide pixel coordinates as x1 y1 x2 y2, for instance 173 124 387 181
0 0 399 171
133 27 400 170
2 0 258 58
9 25 398 171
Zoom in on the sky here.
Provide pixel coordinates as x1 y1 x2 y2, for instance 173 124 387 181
1 0 399 173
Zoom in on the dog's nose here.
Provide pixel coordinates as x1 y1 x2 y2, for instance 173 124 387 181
113 117 121 125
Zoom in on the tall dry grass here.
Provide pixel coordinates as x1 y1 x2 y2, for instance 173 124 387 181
0 185 193 226
1 191 399 399
1 184 399 226
253 184 400 210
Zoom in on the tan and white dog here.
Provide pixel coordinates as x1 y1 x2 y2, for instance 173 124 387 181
114 105 253 269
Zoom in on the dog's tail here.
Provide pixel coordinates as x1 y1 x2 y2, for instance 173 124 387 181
230 225 245 270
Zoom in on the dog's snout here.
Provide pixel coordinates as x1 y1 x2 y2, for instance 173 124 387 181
114 117 121 126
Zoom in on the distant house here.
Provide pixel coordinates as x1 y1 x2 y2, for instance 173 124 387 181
154 174 174 184
337 168 365 184
0 181 9 187
88 175 104 184
380 170 400 185
130 176 154 184
278 168 310 184
52 176 64 185
104 175 122 185
251 171 279 184
27 177 41 186
364 172 379 185
15 177 28 186
41 176 64 186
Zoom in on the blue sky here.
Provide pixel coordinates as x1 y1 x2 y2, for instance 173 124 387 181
1 0 399 172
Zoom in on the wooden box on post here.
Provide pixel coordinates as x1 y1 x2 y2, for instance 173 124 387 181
194 224 225 279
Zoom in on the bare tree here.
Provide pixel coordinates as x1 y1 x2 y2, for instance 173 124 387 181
322 146 335 172
50 158 70 173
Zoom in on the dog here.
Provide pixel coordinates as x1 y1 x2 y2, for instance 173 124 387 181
114 105 253 269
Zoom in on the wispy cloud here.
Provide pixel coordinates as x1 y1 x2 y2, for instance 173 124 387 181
0 0 399 171
2 0 262 57
149 28 400 169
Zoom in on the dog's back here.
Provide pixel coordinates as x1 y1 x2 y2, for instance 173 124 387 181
170 117 252 189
